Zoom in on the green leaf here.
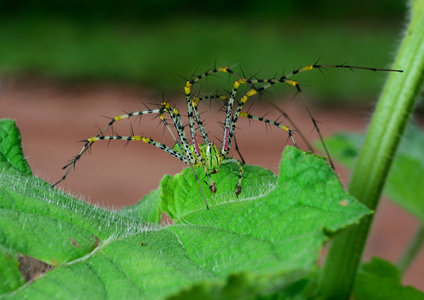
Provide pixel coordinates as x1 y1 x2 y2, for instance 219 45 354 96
322 123 424 223
353 258 424 300
160 164 278 220
385 125 424 222
0 119 371 299
320 132 363 169
0 119 32 175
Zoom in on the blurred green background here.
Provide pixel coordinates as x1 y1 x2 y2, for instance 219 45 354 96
0 0 406 103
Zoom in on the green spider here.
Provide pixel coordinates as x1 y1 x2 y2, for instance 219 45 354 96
52 64 402 209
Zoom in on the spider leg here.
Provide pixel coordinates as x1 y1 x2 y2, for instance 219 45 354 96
239 111 297 147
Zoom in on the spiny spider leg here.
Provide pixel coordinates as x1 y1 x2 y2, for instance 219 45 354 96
85 135 188 163
239 112 298 147
190 94 229 145
184 67 235 156
51 101 194 188
221 64 403 167
160 113 210 210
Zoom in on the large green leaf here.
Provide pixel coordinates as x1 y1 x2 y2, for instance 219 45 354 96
322 123 424 222
0 119 371 299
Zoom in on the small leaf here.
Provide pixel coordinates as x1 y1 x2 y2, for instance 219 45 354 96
353 258 424 300
160 164 277 219
320 132 363 168
386 154 424 221
0 119 32 175
361 257 401 281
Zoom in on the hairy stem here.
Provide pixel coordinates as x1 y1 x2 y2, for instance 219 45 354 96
317 0 424 298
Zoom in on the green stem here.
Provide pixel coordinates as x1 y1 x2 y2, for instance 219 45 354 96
317 1 424 299
397 223 424 272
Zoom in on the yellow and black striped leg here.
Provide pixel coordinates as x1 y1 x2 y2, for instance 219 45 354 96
185 67 235 156
190 98 210 144
51 102 189 188
223 86 258 155
160 101 195 165
189 95 229 145
240 64 402 168
86 135 189 163
239 111 298 147
51 108 164 187
160 113 210 210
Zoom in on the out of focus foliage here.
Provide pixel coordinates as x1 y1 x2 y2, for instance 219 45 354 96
0 0 404 22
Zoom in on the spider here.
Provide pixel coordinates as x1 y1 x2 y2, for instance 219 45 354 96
51 64 402 209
